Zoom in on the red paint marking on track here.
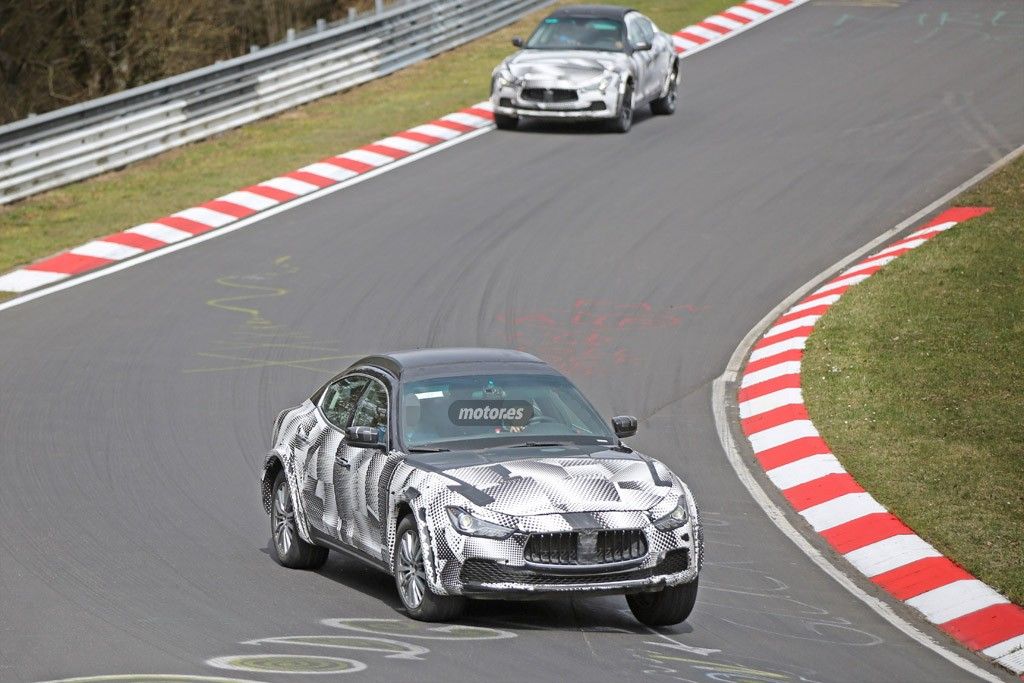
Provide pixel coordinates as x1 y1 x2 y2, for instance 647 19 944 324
698 21 731 34
285 170 335 188
721 11 752 24
325 156 374 174
25 252 112 274
754 325 812 349
872 556 975 601
820 512 915 555
741 403 809 436
362 143 410 159
675 30 710 45
782 472 864 511
102 232 166 251
741 2 772 14
744 348 804 374
755 436 831 470
462 106 495 120
838 263 884 280
245 184 294 202
396 130 444 145
939 604 1024 651
202 200 255 218
924 206 993 227
157 215 214 235
738 373 802 403
432 118 475 133
776 304 832 326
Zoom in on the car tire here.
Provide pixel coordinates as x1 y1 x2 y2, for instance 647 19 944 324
271 470 329 570
626 576 699 626
494 113 518 130
393 515 465 621
650 68 678 116
608 83 634 133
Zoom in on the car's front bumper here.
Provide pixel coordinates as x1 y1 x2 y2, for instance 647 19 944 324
490 85 620 120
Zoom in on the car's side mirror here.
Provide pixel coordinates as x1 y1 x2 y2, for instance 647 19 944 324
612 416 638 438
346 425 386 449
512 36 524 48
633 40 652 52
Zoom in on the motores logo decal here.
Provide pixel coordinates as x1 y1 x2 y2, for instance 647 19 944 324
447 400 533 426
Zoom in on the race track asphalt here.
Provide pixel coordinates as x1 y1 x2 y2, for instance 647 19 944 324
1 2 1022 681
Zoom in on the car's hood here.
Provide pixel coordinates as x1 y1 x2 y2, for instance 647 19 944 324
408 445 677 516
505 50 629 87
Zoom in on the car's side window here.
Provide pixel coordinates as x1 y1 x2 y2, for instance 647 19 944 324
321 376 369 430
638 16 656 44
625 14 645 47
352 378 389 431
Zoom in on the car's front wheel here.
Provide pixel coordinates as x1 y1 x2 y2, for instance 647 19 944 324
271 470 328 570
494 113 518 130
626 576 699 626
394 515 465 621
608 83 634 133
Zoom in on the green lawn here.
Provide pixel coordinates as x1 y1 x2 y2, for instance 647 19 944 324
803 156 1024 604
0 0 731 278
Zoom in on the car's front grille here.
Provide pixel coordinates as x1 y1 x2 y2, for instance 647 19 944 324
521 88 577 103
523 529 648 566
460 549 689 587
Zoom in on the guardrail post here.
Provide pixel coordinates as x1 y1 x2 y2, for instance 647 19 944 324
316 18 326 32
348 7 357 22
286 28 296 42
375 0 384 14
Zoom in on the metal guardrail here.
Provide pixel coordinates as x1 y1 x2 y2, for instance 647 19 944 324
0 0 550 205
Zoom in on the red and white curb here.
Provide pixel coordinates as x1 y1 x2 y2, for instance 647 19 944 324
0 2 809 297
670 0 810 56
736 206 1024 678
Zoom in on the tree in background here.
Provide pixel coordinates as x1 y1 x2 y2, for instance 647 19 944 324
0 0 376 124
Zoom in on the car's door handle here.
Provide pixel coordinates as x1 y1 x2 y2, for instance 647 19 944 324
335 458 350 470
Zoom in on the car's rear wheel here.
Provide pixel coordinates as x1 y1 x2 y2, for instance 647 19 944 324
494 113 518 130
608 83 634 133
626 576 699 626
271 470 328 570
651 67 678 116
394 515 465 621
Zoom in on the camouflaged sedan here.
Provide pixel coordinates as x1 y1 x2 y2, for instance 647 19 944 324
490 5 679 132
262 348 702 624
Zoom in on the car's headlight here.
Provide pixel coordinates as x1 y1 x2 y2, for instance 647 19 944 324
446 507 515 540
495 68 518 89
652 502 689 531
581 71 616 93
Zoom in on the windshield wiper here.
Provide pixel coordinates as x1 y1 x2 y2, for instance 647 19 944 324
509 441 571 448
408 446 450 453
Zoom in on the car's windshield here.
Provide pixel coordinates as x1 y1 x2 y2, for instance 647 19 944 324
525 16 626 52
400 373 616 449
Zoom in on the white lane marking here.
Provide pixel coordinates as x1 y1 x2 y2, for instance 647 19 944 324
70 240 142 261
907 580 1009 625
787 293 840 315
763 314 821 339
739 387 804 418
672 35 703 50
219 190 279 211
408 123 461 140
747 0 786 11
727 5 766 22
341 149 395 166
443 112 490 128
766 453 846 490
127 222 191 243
983 635 1024 659
812 272 870 296
703 15 743 30
0 269 67 292
173 207 236 228
740 360 802 388
375 135 429 153
260 176 320 195
684 25 723 41
748 419 818 452
301 162 358 182
842 254 897 275
908 220 956 239
801 493 886 532
873 237 926 257
843 535 941 578
748 335 807 363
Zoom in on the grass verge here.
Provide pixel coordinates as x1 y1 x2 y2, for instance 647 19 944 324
0 0 732 277
803 156 1024 604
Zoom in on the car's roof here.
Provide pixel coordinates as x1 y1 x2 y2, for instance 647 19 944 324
548 5 635 21
349 347 547 379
